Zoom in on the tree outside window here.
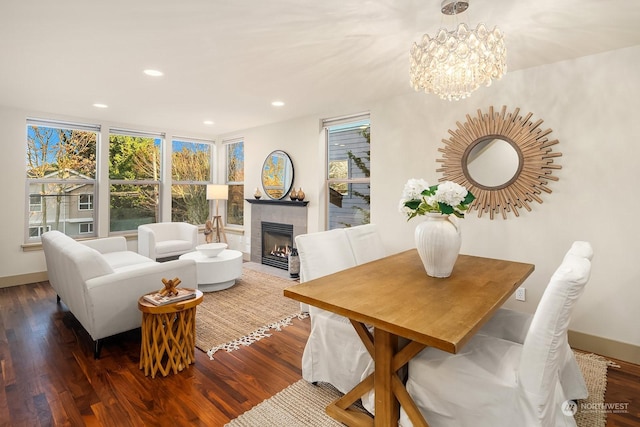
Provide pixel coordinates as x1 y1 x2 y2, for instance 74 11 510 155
109 132 162 232
171 140 212 224
226 140 244 226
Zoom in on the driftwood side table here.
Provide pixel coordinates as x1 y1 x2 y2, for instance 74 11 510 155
138 289 203 378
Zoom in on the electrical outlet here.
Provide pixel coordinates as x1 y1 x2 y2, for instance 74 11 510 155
515 287 526 301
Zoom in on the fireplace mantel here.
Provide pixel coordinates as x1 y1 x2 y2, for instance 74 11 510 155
246 199 309 207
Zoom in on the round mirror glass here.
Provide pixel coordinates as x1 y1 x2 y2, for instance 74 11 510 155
465 138 521 188
261 150 294 200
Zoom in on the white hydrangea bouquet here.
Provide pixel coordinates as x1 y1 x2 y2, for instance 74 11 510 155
399 178 475 220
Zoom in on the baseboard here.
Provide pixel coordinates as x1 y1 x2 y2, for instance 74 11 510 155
569 330 640 365
0 271 48 288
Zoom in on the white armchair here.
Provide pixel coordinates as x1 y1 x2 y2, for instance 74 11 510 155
296 224 387 396
137 222 198 261
400 242 593 427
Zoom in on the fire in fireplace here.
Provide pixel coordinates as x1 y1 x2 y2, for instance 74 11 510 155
261 221 294 270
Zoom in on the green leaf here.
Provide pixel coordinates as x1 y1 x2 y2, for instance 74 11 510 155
404 200 421 211
438 202 454 215
463 191 476 204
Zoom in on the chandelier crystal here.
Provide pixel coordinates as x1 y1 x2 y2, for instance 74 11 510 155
410 2 507 101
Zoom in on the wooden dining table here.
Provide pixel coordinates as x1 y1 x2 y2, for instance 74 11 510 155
284 249 534 427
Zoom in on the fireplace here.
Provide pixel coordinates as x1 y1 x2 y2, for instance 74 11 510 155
248 199 308 269
261 221 293 270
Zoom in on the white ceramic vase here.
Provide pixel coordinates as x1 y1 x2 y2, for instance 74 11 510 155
414 212 462 278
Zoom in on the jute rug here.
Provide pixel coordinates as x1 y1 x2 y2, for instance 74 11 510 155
573 352 619 427
226 352 614 426
195 267 306 359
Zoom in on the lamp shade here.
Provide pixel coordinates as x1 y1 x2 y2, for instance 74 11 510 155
207 184 229 200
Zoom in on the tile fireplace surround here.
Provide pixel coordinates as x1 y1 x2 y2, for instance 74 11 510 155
247 199 308 266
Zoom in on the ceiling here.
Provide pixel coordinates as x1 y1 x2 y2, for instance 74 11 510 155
2 0 639 136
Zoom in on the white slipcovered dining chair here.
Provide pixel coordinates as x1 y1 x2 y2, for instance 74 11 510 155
296 224 386 396
478 241 594 401
344 223 387 265
399 241 593 427
479 308 588 399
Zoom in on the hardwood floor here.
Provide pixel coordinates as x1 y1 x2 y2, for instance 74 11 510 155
1 281 638 426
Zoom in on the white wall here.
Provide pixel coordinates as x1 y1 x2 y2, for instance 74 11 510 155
0 107 46 276
2 45 639 352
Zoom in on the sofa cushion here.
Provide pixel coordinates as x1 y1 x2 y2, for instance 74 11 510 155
156 239 193 255
62 243 114 281
101 251 155 269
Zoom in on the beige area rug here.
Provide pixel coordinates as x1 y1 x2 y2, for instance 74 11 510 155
574 352 619 427
195 267 307 359
226 352 615 426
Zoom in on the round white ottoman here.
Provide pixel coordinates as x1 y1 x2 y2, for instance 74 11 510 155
179 249 243 292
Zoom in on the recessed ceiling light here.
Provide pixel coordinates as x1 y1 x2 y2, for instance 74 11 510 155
271 101 285 107
93 103 108 108
143 69 164 77
203 120 214 125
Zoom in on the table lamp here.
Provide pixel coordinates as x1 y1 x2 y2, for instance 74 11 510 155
206 184 229 244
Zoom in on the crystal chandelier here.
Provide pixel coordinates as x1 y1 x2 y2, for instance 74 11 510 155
410 0 507 101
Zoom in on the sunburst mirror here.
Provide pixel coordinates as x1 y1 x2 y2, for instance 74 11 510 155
437 106 561 219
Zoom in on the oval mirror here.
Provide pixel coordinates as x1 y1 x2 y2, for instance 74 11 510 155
261 150 294 200
464 137 522 189
437 106 562 219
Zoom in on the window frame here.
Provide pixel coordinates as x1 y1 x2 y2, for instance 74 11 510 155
78 193 94 211
224 138 244 227
25 119 99 242
108 128 164 233
79 222 94 234
29 194 43 212
323 114 371 230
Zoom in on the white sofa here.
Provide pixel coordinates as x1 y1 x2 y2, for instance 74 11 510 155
137 222 198 261
41 230 197 358
295 224 386 397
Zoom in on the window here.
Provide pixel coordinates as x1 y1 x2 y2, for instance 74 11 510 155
79 222 94 234
78 194 93 210
25 119 98 240
225 139 244 226
29 194 42 212
324 115 371 229
29 225 51 238
25 119 215 242
109 129 162 232
171 138 213 224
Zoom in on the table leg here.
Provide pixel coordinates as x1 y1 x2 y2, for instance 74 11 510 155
374 328 399 427
322 324 430 427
